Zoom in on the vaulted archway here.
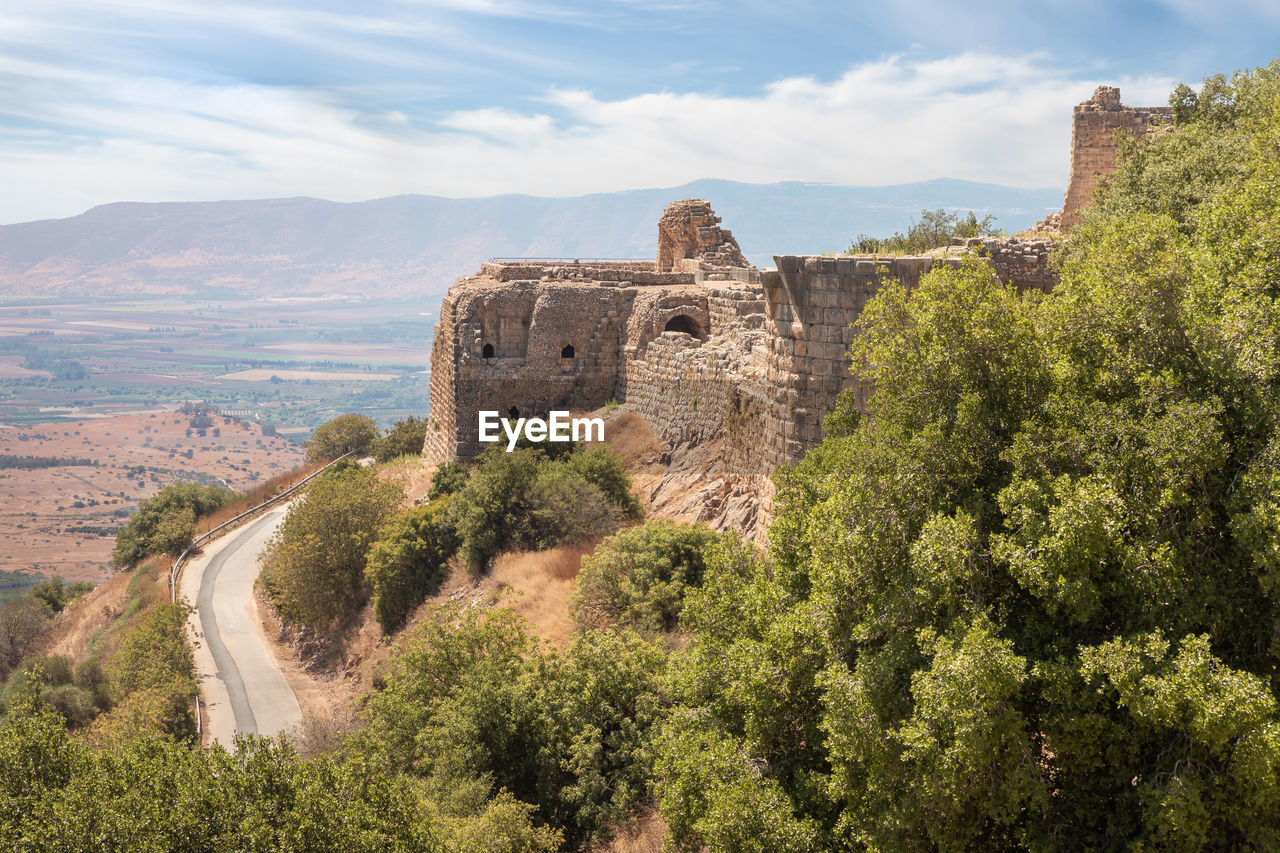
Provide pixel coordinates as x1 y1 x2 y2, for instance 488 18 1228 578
664 314 704 339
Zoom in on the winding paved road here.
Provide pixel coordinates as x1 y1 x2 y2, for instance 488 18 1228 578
180 505 302 746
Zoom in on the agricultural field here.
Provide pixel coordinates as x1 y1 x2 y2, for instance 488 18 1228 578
0 295 439 433
0 294 440 584
0 411 306 582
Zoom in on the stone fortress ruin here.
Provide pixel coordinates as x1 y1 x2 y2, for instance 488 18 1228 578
424 87 1170 536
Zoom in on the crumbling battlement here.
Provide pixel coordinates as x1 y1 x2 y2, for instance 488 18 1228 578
1061 86 1172 227
425 196 1062 544
423 88 1170 534
657 199 750 272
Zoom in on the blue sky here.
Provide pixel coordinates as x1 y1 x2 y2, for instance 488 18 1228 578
2 0 1277 223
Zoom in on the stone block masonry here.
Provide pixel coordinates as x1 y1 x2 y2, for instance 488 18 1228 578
1060 86 1172 228
426 206 1057 533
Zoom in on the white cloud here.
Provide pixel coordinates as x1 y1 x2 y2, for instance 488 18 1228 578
1 52 1176 222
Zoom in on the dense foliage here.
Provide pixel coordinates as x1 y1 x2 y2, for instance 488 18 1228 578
0 689 440 852
111 483 233 569
848 208 998 255
357 604 663 850
261 466 403 634
571 519 727 632
447 445 640 572
656 61 1280 850
372 415 430 462
365 501 459 633
305 413 381 461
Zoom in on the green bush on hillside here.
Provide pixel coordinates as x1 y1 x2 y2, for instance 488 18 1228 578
447 445 638 573
427 460 469 501
261 466 403 635
29 577 94 614
305 413 381 462
372 416 429 462
111 483 233 569
366 501 459 633
571 520 727 632
358 604 663 850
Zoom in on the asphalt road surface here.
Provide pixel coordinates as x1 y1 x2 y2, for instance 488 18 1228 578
180 505 302 746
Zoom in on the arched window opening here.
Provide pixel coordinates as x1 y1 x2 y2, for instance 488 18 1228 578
482 343 495 358
561 344 575 359
664 314 704 338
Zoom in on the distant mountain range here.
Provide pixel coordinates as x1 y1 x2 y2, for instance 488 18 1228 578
0 179 1062 299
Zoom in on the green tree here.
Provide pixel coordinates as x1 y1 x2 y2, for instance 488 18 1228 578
373 416 430 462
571 520 726 632
28 577 93 614
0 597 52 681
366 501 459 633
656 60 1280 851
111 483 233 569
305 413 381 462
849 208 998 255
262 466 403 633
149 506 196 557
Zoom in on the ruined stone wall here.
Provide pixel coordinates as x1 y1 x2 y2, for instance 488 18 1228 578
424 279 637 461
657 199 749 272
620 283 771 479
763 257 931 464
1061 86 1172 228
423 289 461 462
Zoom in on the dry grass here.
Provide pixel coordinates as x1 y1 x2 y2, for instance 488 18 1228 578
475 542 597 648
45 553 168 668
198 459 326 533
595 810 667 853
375 454 438 506
597 410 663 466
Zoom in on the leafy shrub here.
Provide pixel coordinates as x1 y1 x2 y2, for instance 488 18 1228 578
305 413 380 462
29 577 93 613
111 483 233 569
447 446 636 573
571 520 725 632
42 684 97 728
554 446 642 518
262 466 403 634
524 471 620 551
366 501 460 633
359 604 663 850
373 416 429 462
428 460 470 501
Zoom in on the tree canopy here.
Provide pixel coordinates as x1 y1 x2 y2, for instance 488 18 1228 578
655 60 1280 850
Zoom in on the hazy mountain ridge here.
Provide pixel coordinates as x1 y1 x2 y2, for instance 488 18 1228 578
0 179 1061 298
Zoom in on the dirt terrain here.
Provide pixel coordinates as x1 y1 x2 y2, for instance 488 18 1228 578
0 411 305 582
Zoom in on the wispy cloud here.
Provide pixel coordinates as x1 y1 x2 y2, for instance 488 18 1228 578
1 50 1176 222
3 0 1258 222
